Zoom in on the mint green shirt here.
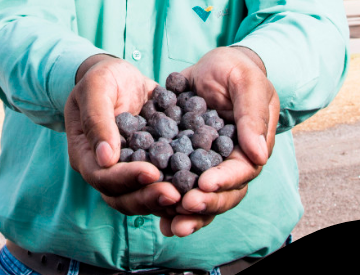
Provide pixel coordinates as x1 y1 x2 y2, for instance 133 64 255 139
0 0 349 272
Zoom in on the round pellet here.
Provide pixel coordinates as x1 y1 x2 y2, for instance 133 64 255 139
149 141 174 169
170 135 194 156
166 72 190 94
172 170 198 195
180 112 205 131
119 148 134 163
116 112 139 138
128 131 154 151
212 136 234 158
170 152 192 172
190 149 213 174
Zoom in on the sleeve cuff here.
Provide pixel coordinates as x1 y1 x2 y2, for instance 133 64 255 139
230 34 301 111
48 38 108 114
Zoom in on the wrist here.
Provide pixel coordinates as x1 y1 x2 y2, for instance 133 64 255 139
75 54 120 84
231 46 267 76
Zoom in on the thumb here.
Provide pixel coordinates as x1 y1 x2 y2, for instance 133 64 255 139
76 72 121 168
179 65 194 90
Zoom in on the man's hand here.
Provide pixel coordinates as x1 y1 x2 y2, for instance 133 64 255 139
160 47 280 237
64 54 181 217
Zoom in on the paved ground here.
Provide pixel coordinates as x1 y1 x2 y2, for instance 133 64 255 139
290 52 360 240
291 123 360 240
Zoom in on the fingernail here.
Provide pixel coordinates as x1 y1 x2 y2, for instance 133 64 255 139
96 141 113 167
158 195 177 206
258 135 268 162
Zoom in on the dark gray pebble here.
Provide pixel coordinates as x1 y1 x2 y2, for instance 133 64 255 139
149 141 174 169
151 113 179 139
131 149 150 162
135 115 147 130
141 125 160 139
140 100 158 120
172 170 199 195
119 148 134 162
116 112 139 138
128 131 154 151
171 152 192 172
209 150 223 167
170 135 194 156
166 72 190 94
165 105 182 124
212 136 234 158
205 116 225 131
218 124 237 140
176 129 194 139
190 149 213 174
180 112 205 131
184 96 207 115
153 88 177 110
177 91 196 109
120 135 127 149
158 137 172 144
191 127 214 151
202 110 219 122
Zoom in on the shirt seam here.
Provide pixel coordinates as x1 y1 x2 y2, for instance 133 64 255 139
46 48 67 114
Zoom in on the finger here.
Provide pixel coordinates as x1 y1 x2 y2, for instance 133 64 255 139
267 88 280 156
179 185 248 215
102 182 181 216
160 217 175 237
64 98 161 196
145 78 159 101
170 214 215 237
229 69 274 166
75 69 121 168
197 145 261 192
81 160 161 196
179 66 193 87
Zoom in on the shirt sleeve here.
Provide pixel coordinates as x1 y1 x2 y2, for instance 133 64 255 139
231 0 350 133
0 0 107 132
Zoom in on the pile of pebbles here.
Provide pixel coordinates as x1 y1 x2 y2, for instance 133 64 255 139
116 72 237 195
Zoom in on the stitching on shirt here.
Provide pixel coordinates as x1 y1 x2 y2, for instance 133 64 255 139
46 49 64 114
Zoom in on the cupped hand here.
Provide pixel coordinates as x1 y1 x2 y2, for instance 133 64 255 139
160 47 280 237
64 54 181 217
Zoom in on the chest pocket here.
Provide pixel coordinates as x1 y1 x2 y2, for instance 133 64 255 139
165 0 245 64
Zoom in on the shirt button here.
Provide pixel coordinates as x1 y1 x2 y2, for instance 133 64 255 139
134 216 145 228
132 50 142 61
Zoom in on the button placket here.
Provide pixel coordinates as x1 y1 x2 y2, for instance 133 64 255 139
134 216 145 228
127 215 156 269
